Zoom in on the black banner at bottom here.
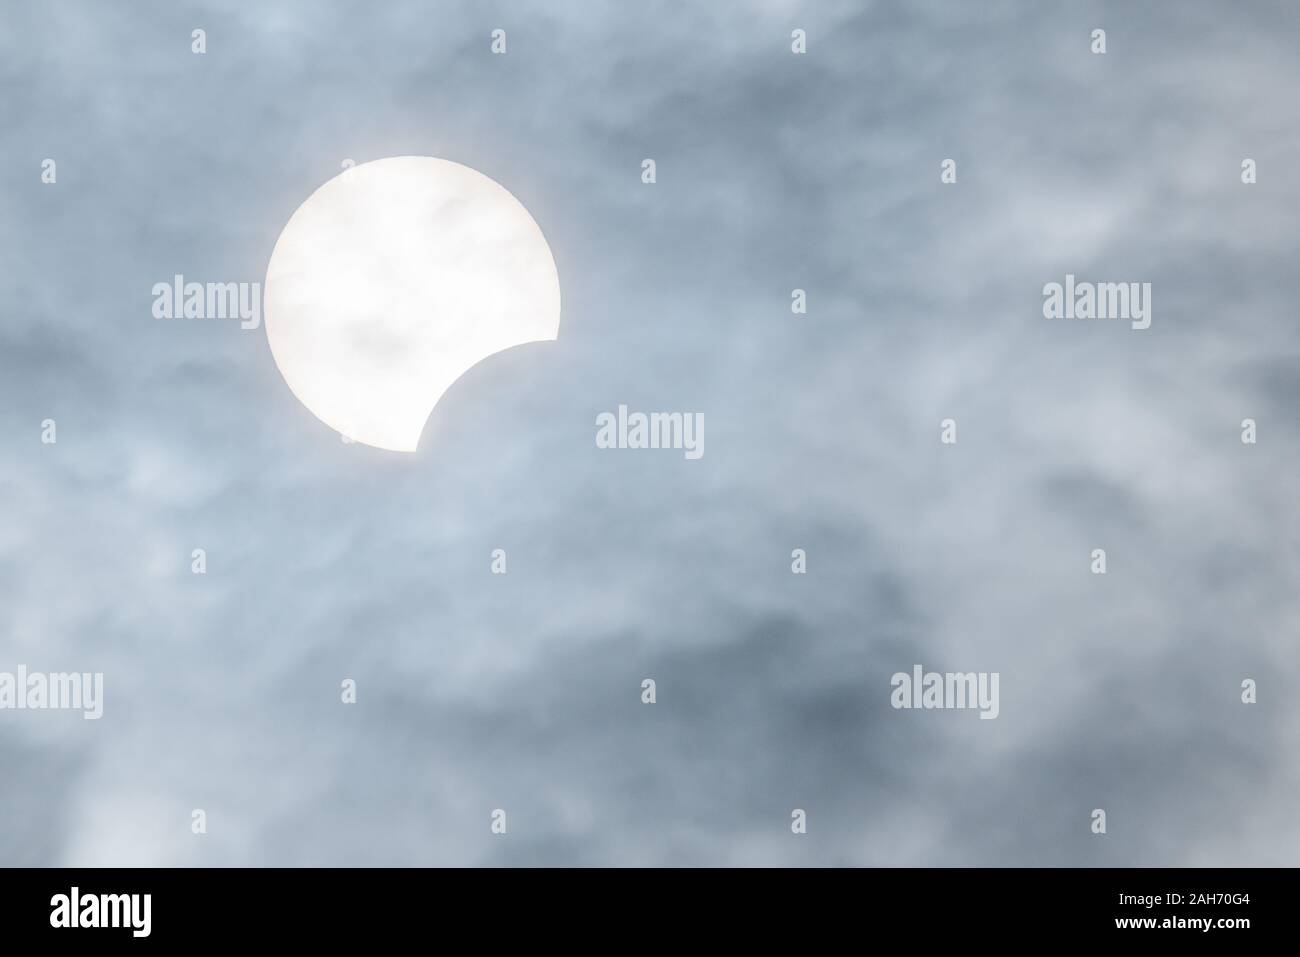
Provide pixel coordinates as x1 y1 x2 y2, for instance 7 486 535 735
0 867 1281 944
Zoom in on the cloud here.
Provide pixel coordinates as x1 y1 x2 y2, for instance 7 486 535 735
1 0 1296 865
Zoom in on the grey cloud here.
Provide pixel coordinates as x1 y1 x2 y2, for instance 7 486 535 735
1 0 1297 866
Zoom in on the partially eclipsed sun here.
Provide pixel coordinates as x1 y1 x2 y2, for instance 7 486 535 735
264 156 561 452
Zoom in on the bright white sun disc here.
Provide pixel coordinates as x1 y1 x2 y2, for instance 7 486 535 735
264 156 561 452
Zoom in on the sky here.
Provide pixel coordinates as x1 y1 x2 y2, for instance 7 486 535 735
1 0 1298 866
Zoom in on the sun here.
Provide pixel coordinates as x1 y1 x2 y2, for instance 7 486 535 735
264 156 561 452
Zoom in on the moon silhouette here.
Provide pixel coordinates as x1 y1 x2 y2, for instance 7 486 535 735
264 156 561 452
